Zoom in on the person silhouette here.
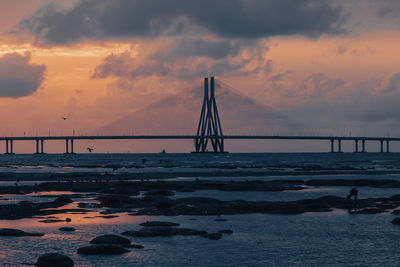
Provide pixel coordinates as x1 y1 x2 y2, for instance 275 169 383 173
346 188 358 212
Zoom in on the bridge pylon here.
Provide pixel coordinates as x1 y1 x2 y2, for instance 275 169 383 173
195 77 224 153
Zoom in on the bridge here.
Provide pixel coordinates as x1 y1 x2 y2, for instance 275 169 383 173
0 77 397 154
0 134 394 154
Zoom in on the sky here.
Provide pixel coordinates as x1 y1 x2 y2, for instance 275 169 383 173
1 0 400 153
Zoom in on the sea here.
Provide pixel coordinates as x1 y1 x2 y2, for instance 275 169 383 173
0 153 399 266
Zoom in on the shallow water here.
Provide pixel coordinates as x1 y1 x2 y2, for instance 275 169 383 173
0 213 399 266
0 152 399 175
1 153 400 266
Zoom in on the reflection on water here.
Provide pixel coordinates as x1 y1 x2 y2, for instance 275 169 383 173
0 212 399 266
1 153 400 266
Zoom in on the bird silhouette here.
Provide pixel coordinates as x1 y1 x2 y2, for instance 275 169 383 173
62 117 67 120
87 147 93 152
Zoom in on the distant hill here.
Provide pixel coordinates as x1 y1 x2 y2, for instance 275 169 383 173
98 82 291 136
94 82 294 152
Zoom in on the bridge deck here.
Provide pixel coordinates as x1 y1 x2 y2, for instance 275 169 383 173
0 135 397 141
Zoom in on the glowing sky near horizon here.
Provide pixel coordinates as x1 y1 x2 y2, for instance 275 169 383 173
1 0 400 152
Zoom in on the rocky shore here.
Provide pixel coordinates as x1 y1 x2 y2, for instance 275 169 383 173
1 179 400 220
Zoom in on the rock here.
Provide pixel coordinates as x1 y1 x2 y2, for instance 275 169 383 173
144 190 175 196
355 208 386 214
77 244 129 255
97 195 140 208
214 218 227 221
141 195 173 208
77 202 101 208
124 244 144 249
391 209 400 215
35 253 74 267
205 233 222 240
391 217 400 224
218 229 233 234
66 218 71 222
39 219 65 223
59 227 75 232
139 221 180 227
0 228 44 237
53 196 73 205
96 215 119 219
122 227 207 237
90 234 131 245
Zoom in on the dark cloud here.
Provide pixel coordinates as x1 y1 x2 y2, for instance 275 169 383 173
92 49 245 82
19 0 343 44
92 51 170 80
153 38 241 61
0 52 46 98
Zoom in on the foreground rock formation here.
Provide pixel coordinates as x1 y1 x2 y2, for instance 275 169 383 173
35 253 74 267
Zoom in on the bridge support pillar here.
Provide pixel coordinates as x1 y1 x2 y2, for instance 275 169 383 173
380 140 383 153
387 140 390 153
65 139 75 154
41 139 44 154
330 139 334 153
5 139 9 154
65 139 69 154
362 139 366 153
338 139 342 153
355 140 359 153
35 140 39 154
6 139 14 154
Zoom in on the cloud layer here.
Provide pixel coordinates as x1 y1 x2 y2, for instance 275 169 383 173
0 52 46 98
19 0 343 44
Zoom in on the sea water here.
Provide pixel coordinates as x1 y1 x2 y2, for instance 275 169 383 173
0 153 399 266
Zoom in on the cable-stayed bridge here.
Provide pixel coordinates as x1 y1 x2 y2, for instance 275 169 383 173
0 77 397 154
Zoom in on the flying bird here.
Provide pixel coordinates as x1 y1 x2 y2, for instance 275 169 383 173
87 147 94 152
62 117 67 120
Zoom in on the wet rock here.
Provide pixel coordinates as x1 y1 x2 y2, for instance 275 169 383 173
53 196 73 205
218 229 233 234
215 218 227 221
97 195 140 208
0 228 44 237
77 244 130 255
139 221 180 227
144 190 175 196
39 219 64 223
100 208 130 215
59 227 75 232
99 187 140 196
205 233 222 240
96 215 119 219
124 244 144 249
122 226 207 237
90 234 131 245
77 202 101 208
176 187 196 193
141 195 173 206
355 208 386 214
391 209 400 215
35 253 74 267
391 217 400 224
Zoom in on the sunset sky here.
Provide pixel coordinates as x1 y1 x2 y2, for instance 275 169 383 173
1 0 400 152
